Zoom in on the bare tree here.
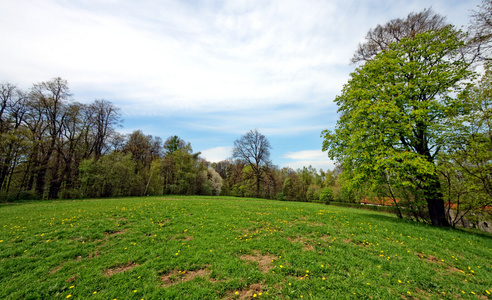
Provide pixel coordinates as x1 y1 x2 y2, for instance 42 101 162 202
352 8 448 63
88 99 121 160
470 0 492 60
232 129 271 197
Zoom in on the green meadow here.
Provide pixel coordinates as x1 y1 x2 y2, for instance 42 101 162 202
0 196 491 299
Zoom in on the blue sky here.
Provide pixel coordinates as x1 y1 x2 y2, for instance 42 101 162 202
0 0 480 171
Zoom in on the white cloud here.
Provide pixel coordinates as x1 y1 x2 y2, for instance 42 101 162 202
199 146 233 163
284 150 328 161
282 149 335 171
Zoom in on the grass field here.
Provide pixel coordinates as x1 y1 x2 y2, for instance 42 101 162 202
1 196 491 299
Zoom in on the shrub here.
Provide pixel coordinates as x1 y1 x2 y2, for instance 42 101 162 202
320 187 334 204
275 192 286 201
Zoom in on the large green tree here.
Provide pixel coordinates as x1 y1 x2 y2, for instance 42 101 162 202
322 26 473 226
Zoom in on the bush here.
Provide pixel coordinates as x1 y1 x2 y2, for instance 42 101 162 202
0 190 38 202
319 187 334 204
307 185 321 202
58 188 82 199
275 192 286 201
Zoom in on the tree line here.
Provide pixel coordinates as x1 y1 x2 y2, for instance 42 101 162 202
0 80 340 202
0 79 223 201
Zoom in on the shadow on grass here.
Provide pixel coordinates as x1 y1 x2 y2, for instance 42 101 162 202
361 212 492 239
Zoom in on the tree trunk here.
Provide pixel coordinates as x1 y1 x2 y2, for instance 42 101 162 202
49 151 62 199
256 177 260 198
425 173 450 227
36 146 54 197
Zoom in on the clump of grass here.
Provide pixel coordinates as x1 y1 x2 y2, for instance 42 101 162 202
0 196 491 299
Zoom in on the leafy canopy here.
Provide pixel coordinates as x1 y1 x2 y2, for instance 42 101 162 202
322 26 474 191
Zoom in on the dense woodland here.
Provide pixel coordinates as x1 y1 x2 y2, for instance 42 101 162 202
1 3 492 228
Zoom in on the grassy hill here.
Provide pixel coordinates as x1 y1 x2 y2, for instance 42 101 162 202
1 196 491 299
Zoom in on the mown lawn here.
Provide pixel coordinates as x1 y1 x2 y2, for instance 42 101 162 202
0 196 491 299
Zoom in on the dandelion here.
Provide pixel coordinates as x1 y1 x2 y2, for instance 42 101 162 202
134 290 137 293
69 286 74 289
235 291 239 295
93 291 97 294
253 294 257 297
66 295 71 299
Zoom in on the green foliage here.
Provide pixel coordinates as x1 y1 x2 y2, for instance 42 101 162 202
438 61 492 224
161 149 213 196
164 135 190 155
144 159 164 196
79 152 143 198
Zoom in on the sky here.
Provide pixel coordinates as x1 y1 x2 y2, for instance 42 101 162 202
0 0 481 171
